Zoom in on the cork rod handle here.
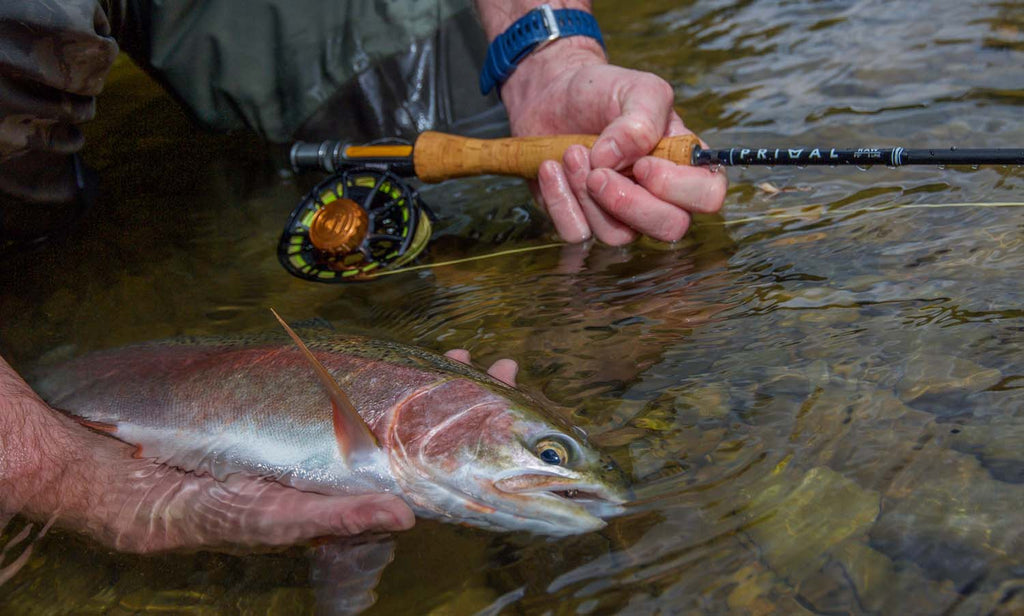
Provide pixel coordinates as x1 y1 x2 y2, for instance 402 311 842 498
412 131 700 183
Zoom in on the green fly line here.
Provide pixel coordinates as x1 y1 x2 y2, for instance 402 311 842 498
364 201 1024 279
367 242 567 277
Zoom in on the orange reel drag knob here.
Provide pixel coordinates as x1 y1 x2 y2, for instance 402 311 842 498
308 198 369 256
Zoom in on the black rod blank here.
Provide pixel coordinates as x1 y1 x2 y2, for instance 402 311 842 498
691 146 1023 167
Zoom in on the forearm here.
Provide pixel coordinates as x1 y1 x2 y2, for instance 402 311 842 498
0 356 95 524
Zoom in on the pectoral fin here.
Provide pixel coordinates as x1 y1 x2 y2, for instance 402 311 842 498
73 417 118 434
271 309 380 460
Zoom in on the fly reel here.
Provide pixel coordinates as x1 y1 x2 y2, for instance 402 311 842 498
278 168 432 282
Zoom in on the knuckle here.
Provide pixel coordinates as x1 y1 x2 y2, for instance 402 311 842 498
641 162 669 196
653 78 676 105
544 184 572 213
334 511 365 536
625 117 661 152
602 186 632 218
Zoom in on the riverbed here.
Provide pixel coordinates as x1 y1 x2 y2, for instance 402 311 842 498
1 0 1021 613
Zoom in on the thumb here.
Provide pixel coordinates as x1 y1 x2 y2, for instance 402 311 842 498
590 77 675 170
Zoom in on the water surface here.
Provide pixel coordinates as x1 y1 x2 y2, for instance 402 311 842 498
1 0 1022 613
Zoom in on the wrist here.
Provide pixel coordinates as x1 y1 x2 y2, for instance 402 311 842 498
0 398 84 520
500 36 606 121
0 357 111 536
476 2 606 97
475 1 593 40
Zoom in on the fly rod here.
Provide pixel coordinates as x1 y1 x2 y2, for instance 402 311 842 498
281 131 1021 284
289 131 1023 181
692 146 1023 167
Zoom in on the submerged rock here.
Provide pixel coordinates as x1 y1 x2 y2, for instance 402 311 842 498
870 441 1024 591
896 353 1002 404
742 466 880 583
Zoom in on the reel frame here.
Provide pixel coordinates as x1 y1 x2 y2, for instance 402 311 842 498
278 167 432 282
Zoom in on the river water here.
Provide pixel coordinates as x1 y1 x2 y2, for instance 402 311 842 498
1 0 1022 614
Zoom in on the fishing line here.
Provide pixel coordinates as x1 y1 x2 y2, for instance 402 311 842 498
365 242 566 278
361 201 1024 279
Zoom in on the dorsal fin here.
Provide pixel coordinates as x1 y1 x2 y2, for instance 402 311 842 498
271 309 380 460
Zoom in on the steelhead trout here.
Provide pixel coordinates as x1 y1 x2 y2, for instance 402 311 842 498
34 317 628 535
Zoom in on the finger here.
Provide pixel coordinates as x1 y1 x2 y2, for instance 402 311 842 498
562 145 637 246
110 465 415 552
586 168 692 242
537 160 591 243
631 157 728 215
202 478 415 545
239 489 415 542
590 78 675 170
319 493 416 536
444 349 471 364
486 359 518 387
663 112 712 150
554 241 589 275
445 349 517 387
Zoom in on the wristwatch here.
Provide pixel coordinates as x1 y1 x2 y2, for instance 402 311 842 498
480 4 605 96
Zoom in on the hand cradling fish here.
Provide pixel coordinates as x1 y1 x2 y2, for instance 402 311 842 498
32 314 629 536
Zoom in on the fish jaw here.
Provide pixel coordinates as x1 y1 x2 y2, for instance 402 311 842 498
397 468 623 536
490 468 629 529
385 379 630 535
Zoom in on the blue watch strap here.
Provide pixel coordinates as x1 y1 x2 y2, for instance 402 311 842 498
480 5 605 96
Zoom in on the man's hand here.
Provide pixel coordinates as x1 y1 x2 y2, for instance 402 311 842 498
445 349 518 386
0 356 414 554
78 440 416 553
474 2 727 245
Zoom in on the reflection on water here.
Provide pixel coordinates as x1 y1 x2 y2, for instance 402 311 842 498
1 0 1022 613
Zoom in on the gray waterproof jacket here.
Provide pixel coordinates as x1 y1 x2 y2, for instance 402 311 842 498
0 0 503 204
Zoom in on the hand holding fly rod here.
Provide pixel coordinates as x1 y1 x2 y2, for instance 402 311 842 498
292 133 1024 177
280 14 729 281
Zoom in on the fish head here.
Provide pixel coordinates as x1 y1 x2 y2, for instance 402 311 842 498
387 378 630 535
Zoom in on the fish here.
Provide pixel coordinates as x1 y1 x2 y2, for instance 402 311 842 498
33 315 628 536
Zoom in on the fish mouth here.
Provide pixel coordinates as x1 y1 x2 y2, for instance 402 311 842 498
492 472 628 517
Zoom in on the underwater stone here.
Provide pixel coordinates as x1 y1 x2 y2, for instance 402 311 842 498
870 441 1024 590
943 417 1024 484
742 466 880 583
895 353 1002 403
828 539 961 614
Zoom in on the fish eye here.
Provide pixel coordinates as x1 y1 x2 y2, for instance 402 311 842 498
535 437 571 466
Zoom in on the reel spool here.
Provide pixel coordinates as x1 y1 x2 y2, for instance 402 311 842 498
278 168 432 282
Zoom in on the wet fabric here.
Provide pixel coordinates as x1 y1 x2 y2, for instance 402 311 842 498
124 0 503 142
0 0 118 203
0 0 504 213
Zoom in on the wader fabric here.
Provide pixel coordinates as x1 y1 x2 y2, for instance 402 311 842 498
0 0 503 217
